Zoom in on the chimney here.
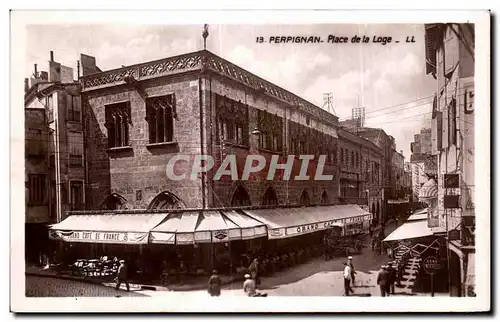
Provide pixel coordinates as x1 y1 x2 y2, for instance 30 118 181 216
34 64 38 78
24 78 29 92
50 51 54 62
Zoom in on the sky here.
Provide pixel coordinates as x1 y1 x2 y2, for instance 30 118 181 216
25 24 436 159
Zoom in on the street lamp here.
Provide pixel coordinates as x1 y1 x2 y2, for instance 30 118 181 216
251 127 262 136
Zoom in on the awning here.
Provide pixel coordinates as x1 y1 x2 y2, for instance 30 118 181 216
244 204 372 239
383 220 434 242
465 253 475 292
407 213 428 221
150 212 199 245
194 211 239 243
221 210 267 240
419 178 438 201
49 213 167 245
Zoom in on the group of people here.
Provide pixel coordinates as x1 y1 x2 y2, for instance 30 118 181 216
376 261 398 297
207 258 267 297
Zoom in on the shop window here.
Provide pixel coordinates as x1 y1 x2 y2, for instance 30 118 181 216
69 181 84 210
28 174 46 205
67 95 81 122
105 102 131 148
146 95 175 144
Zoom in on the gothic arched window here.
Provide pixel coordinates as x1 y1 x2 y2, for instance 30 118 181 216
262 187 279 206
148 191 183 210
105 102 131 148
231 185 251 207
146 95 175 144
299 189 310 206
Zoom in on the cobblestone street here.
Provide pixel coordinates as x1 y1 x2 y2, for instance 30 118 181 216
25 275 146 297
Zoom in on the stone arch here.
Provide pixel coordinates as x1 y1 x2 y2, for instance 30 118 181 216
321 190 329 204
231 185 251 207
262 186 279 206
299 189 311 206
148 191 185 210
101 193 130 210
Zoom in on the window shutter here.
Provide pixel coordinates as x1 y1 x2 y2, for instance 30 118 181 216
442 107 449 149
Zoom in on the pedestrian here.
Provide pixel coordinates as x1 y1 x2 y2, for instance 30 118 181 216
377 265 389 297
248 258 260 287
207 270 222 297
115 260 130 292
347 256 357 287
387 261 397 295
342 262 353 296
243 273 267 297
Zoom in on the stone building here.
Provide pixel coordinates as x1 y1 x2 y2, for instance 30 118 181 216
338 128 383 223
80 50 340 212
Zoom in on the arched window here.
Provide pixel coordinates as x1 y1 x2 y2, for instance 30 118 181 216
299 190 310 206
101 193 129 210
148 191 183 210
146 95 175 144
105 102 130 148
321 190 328 204
231 185 251 207
262 187 279 206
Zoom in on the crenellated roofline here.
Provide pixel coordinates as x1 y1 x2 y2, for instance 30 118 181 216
79 50 338 126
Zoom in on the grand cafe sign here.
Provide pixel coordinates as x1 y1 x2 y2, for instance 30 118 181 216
282 214 373 238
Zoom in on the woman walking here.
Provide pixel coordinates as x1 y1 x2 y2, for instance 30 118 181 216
207 270 222 297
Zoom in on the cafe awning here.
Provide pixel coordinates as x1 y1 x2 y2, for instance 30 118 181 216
221 210 267 240
407 208 429 221
48 213 168 245
383 220 434 242
150 212 199 245
194 211 240 243
243 204 372 239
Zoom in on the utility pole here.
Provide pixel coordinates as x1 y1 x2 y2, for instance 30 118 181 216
323 93 336 115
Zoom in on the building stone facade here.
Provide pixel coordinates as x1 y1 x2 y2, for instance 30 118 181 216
80 50 340 212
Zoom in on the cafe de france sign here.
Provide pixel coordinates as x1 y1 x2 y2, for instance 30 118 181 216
49 230 150 245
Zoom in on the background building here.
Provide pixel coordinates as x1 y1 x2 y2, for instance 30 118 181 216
338 128 383 224
425 22 475 297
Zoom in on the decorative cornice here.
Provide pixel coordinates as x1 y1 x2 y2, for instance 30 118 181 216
80 50 338 126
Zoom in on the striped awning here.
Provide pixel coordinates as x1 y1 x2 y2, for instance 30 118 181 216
419 178 438 201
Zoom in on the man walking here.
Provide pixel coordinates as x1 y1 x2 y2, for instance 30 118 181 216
347 256 357 288
387 261 397 295
115 260 130 292
377 265 389 297
343 262 353 296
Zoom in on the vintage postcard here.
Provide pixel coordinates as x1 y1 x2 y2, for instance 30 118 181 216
10 9 490 313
